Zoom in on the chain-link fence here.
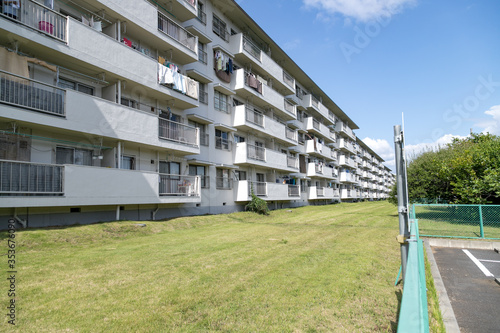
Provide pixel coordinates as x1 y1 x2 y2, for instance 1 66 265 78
412 204 500 240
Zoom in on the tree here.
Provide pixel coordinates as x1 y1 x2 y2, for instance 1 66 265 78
389 133 500 204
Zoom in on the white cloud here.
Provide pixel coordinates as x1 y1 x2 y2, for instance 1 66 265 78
404 134 467 160
283 39 301 51
303 0 416 22
475 105 500 135
362 137 393 161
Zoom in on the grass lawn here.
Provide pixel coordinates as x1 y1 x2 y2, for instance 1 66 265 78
2 201 428 332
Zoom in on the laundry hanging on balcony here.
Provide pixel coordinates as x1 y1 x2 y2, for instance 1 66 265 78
246 72 262 94
214 50 233 83
158 63 199 100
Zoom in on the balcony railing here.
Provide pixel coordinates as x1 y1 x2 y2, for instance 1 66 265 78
0 160 63 195
158 118 199 147
1 0 67 41
0 70 65 116
248 181 266 196
243 35 261 60
159 173 200 196
158 12 197 52
246 107 264 127
216 177 233 190
288 184 300 197
312 118 320 130
311 95 320 108
247 144 265 161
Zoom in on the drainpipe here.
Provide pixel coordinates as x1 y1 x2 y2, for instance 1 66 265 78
152 205 160 220
116 205 120 221
13 208 27 228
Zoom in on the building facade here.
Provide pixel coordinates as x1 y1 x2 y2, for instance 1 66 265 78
0 0 395 228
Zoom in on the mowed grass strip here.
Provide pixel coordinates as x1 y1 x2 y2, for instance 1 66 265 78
3 201 404 332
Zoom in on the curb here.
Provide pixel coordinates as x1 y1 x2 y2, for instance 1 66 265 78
424 241 461 333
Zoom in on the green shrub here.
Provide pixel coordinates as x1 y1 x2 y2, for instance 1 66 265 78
245 186 270 215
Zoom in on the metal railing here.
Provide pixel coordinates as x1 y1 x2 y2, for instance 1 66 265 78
247 144 265 161
159 173 199 196
288 184 300 197
0 70 65 116
158 11 197 52
0 159 64 195
1 0 67 41
397 219 429 332
248 181 266 196
311 95 319 108
216 177 232 190
412 204 500 240
245 107 264 127
158 118 199 147
242 35 261 60
315 164 323 174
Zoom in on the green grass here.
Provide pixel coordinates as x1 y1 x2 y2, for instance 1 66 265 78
0 201 441 332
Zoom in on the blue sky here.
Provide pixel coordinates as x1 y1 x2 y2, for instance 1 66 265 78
235 0 500 169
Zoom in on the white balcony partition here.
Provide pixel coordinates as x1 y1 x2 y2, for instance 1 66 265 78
235 180 293 201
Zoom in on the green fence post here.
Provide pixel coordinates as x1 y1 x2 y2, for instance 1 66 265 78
479 205 484 238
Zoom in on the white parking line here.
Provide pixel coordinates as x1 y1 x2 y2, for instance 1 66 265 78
462 249 495 277
479 259 500 264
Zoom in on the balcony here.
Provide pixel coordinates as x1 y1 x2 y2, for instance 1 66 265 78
0 161 201 208
336 122 356 140
338 138 355 154
159 118 199 147
305 118 334 142
232 69 294 121
306 162 336 179
159 0 198 22
307 186 337 200
338 155 357 168
234 180 300 202
339 171 356 183
0 160 63 196
232 105 298 146
157 12 197 53
0 70 65 117
305 140 335 161
0 0 67 42
229 33 295 95
234 142 298 172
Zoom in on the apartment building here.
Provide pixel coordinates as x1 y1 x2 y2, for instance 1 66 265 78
0 0 394 228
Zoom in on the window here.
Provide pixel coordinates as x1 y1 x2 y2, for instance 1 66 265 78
215 129 230 150
160 161 180 175
189 165 208 188
56 147 92 166
216 168 232 189
199 83 208 105
214 90 229 113
212 15 228 41
121 97 137 109
235 170 246 181
197 2 206 24
58 78 94 96
198 42 207 64
189 120 208 146
121 156 135 170
234 135 245 143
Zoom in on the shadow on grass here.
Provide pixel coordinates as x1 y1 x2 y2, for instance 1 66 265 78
391 289 403 332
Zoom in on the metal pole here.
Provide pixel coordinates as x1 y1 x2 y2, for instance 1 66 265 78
394 125 409 282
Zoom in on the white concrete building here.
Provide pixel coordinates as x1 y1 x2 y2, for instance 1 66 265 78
0 0 394 227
